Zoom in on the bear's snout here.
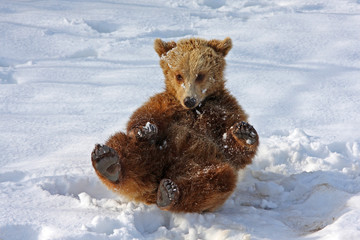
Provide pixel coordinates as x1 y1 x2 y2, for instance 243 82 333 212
183 97 197 109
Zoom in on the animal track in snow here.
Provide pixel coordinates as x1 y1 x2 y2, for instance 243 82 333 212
68 48 98 59
0 224 38 240
85 207 171 237
202 0 226 9
85 20 119 34
0 69 17 84
296 3 325 12
141 28 197 39
38 175 116 200
0 170 26 182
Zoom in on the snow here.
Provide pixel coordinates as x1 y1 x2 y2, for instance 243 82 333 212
0 0 360 239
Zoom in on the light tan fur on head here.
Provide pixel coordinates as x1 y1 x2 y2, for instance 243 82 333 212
154 37 232 109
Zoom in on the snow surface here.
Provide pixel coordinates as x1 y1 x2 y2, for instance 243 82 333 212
1 0 360 239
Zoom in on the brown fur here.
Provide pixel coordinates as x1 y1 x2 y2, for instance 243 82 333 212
93 37 259 213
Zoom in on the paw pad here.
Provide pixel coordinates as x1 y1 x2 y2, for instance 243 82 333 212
157 179 179 209
232 121 258 145
91 144 121 183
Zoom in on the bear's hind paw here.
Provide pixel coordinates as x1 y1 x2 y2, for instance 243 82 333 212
91 144 121 183
157 179 179 210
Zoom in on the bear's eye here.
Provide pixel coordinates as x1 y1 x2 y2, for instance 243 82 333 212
195 74 205 83
176 74 183 82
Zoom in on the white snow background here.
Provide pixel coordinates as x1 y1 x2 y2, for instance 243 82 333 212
1 0 360 239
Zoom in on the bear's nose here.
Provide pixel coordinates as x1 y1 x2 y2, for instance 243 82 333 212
184 97 197 109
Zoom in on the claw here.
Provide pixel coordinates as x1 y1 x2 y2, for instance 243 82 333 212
129 122 158 140
232 122 258 145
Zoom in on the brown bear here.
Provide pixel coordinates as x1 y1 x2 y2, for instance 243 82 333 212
91 37 259 213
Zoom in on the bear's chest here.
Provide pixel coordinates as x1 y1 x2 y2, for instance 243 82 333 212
172 105 228 138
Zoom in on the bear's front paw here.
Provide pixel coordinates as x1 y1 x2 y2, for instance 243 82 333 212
91 144 121 183
231 121 258 145
129 122 158 141
157 179 179 210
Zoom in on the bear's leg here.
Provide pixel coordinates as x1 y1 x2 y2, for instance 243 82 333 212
157 162 237 213
92 132 165 204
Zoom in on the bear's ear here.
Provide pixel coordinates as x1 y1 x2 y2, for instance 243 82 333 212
207 37 232 57
154 39 177 57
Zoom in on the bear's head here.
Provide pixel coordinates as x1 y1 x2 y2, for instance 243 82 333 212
154 37 232 109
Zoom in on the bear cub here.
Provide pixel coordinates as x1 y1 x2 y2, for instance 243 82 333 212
91 37 259 213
